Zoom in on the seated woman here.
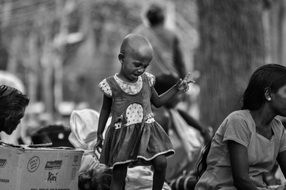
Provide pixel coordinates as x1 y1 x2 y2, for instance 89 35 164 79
195 64 286 190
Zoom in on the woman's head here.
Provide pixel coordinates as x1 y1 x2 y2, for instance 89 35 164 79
242 64 286 111
0 85 29 134
118 34 153 82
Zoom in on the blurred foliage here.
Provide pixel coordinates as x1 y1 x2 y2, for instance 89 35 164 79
195 0 286 128
0 0 197 116
3 0 284 129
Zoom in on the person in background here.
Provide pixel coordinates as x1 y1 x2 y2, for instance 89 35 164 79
195 64 286 190
133 3 186 79
154 74 211 143
94 33 191 190
0 85 29 138
68 109 111 190
153 74 210 182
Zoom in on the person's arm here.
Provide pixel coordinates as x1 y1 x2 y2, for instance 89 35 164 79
177 109 211 143
228 140 258 190
177 109 204 131
94 94 112 152
151 79 188 108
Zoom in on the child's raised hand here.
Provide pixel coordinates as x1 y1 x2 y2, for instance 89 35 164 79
183 72 196 84
176 72 195 92
176 79 189 92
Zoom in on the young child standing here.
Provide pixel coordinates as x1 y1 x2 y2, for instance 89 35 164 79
95 33 191 190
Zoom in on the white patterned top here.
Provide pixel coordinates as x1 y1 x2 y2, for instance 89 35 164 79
114 74 143 95
98 72 155 97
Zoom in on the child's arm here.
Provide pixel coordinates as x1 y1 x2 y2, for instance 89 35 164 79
94 94 112 153
151 79 188 107
151 73 194 107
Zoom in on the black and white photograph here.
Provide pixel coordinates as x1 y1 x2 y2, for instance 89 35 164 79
1 0 286 190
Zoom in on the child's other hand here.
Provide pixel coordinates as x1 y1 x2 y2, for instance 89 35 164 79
93 135 103 158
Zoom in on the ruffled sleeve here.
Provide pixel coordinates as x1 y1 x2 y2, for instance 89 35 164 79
222 113 251 147
145 72 155 87
98 79 112 97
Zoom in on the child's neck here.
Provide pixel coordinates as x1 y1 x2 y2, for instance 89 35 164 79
117 73 138 83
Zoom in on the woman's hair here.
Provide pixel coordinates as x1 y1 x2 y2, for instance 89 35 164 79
0 85 29 120
242 64 286 110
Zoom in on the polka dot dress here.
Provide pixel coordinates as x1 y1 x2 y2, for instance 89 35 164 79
98 72 174 167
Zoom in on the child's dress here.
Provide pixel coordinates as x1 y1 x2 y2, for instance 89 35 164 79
98 72 174 168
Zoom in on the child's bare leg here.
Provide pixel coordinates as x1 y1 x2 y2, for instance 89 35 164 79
111 164 128 190
152 155 167 190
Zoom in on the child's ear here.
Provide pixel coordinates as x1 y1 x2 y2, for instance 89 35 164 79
118 53 124 63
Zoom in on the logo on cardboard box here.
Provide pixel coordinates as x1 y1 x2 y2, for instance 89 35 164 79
47 171 58 183
0 159 7 167
45 160 62 170
27 156 40 172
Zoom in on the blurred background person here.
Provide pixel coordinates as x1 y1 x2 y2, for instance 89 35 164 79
133 3 187 79
153 74 211 182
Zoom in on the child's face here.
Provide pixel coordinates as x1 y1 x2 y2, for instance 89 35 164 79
120 51 152 82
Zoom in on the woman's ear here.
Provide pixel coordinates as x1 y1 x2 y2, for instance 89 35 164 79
264 87 272 101
118 53 124 63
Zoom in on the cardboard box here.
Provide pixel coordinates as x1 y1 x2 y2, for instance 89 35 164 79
0 144 83 190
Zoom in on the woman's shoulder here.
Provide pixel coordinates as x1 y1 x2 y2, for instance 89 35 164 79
218 110 254 133
216 110 253 145
227 110 251 121
272 117 285 134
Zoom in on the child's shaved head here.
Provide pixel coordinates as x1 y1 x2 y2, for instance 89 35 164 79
120 33 153 61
